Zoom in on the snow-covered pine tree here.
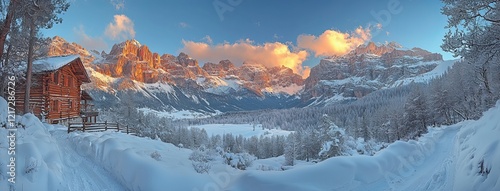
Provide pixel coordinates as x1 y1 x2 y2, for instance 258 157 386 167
284 133 299 166
318 115 348 160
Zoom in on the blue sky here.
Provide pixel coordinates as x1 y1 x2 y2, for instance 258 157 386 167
43 0 453 76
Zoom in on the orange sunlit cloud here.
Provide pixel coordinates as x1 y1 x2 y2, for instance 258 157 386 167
297 26 371 57
180 27 372 79
105 15 136 40
180 39 310 78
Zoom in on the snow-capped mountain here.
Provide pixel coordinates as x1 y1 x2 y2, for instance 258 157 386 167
42 37 454 112
302 42 450 106
43 37 303 112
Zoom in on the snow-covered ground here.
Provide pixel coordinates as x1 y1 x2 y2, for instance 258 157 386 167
391 59 458 87
189 124 293 138
138 107 215 119
1 96 499 191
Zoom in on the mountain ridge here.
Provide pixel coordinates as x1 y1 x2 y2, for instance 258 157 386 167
43 36 450 112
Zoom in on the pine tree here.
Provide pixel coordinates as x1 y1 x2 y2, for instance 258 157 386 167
284 133 298 166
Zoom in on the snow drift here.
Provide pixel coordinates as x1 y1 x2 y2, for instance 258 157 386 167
67 131 216 191
453 101 500 191
0 97 66 191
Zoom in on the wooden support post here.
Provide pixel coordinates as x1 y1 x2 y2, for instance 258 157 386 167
83 122 86 132
126 125 129 134
68 124 71 133
117 123 120 132
105 120 108 131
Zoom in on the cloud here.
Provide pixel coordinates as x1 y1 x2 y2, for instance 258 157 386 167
302 66 311 79
74 25 108 51
180 39 310 78
104 15 135 40
202 35 213 44
297 26 371 57
110 0 125 10
179 22 189 28
376 23 383 30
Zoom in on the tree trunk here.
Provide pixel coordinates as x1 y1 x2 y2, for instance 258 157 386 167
24 22 36 114
0 0 18 62
0 43 12 98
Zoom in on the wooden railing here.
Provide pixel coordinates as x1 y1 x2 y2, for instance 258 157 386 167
67 121 136 135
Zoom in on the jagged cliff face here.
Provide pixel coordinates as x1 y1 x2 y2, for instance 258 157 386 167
41 37 448 111
302 42 444 105
56 37 302 95
46 36 96 64
84 39 305 96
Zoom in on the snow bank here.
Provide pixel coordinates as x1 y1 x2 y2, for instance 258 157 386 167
68 131 216 191
453 101 500 191
0 96 66 191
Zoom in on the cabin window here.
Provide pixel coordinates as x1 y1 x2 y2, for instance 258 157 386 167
57 74 64 85
68 77 74 87
74 99 78 111
54 72 60 85
68 99 77 111
64 75 69 86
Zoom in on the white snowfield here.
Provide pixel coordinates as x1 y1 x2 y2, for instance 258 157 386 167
0 97 499 191
189 123 293 138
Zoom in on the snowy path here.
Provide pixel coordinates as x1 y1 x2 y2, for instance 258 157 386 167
51 129 127 191
384 125 460 191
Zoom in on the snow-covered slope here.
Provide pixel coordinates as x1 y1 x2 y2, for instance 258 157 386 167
452 102 500 191
0 97 67 190
0 97 125 191
228 101 500 191
302 42 453 107
67 131 217 191
390 59 458 87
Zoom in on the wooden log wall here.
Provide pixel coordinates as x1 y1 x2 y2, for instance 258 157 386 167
15 64 84 122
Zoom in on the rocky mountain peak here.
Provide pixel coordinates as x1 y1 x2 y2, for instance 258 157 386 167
42 37 305 97
303 43 445 103
44 36 94 64
202 60 236 77
177 52 199 67
109 39 142 56
351 41 400 56
219 60 235 70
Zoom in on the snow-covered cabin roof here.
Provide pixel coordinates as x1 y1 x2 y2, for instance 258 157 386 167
32 55 91 83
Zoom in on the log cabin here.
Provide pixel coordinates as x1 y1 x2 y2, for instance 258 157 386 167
15 55 96 123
